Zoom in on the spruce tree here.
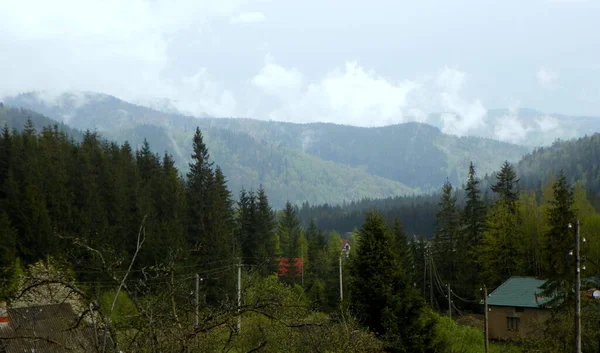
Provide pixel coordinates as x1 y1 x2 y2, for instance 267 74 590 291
256 186 277 273
186 128 214 254
433 180 460 283
349 211 437 352
542 170 576 301
491 161 519 212
462 162 485 247
479 200 524 287
277 201 302 257
460 162 486 293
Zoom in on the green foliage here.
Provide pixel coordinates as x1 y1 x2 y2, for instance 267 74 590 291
277 202 303 258
542 170 576 300
479 199 525 287
492 161 520 211
100 289 138 327
5 92 531 207
350 211 437 352
433 316 525 353
433 180 460 284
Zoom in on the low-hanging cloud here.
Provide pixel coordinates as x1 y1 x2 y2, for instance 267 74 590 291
252 57 487 135
0 0 251 117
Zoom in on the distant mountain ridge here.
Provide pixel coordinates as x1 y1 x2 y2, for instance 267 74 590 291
3 91 532 207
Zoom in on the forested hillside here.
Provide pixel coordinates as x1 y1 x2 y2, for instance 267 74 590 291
0 103 82 139
517 133 600 195
0 102 414 207
2 119 600 352
0 119 508 353
302 133 600 236
3 91 530 205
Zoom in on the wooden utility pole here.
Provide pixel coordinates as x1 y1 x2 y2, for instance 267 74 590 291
484 285 489 353
575 220 582 353
447 284 452 320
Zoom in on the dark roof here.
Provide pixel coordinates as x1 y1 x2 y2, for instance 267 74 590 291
485 277 551 308
0 303 107 353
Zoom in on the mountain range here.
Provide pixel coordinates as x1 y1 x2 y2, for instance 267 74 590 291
4 91 594 207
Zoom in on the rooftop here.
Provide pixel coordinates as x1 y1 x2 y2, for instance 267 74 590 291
486 276 551 308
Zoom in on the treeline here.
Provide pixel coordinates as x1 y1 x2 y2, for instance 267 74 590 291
0 120 342 307
0 120 464 352
300 133 600 236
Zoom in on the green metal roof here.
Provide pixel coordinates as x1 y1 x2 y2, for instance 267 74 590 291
486 276 551 308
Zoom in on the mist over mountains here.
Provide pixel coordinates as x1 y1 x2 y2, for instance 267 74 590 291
3 90 599 207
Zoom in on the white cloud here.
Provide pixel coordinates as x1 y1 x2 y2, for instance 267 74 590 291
0 0 247 116
252 54 303 100
251 60 490 134
494 113 532 144
230 11 266 24
537 67 558 88
260 61 417 126
436 67 487 136
535 115 560 132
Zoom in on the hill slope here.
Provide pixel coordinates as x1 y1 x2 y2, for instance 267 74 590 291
0 97 415 207
3 91 531 204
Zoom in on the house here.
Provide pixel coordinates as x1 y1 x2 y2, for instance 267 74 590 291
0 301 109 353
341 239 351 254
485 276 552 340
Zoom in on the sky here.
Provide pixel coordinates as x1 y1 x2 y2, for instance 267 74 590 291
1 0 599 135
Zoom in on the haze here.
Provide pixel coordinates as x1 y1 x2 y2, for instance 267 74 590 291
1 0 599 135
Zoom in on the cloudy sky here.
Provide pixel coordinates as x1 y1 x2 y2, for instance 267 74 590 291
1 0 599 130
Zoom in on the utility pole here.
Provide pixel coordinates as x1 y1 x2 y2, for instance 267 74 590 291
447 284 451 320
195 273 199 327
483 285 489 353
575 220 582 353
339 253 343 302
237 258 242 332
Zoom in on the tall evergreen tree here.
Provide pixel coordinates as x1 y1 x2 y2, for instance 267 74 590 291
491 161 519 212
542 170 576 301
433 180 460 284
277 201 302 257
479 200 525 287
255 186 277 273
460 162 486 294
186 128 214 254
349 211 437 352
462 162 485 248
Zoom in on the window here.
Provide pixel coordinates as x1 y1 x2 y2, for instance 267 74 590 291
507 317 520 331
515 307 524 313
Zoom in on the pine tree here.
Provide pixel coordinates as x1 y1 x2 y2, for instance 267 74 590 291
236 188 258 263
277 201 302 257
186 128 214 254
462 162 485 248
479 200 525 287
349 211 437 352
460 162 486 294
433 180 460 284
491 161 519 212
255 186 277 273
542 170 576 301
